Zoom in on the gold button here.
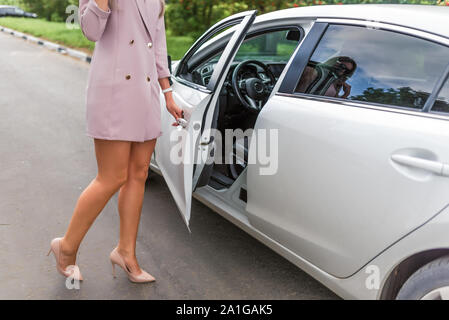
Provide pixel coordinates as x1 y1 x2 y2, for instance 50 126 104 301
126 75 131 80
147 76 151 82
147 42 153 48
129 39 134 45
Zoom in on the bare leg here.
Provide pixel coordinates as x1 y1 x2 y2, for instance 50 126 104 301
59 139 132 268
116 138 157 274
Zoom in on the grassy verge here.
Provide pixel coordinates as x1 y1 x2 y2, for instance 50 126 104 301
0 17 95 53
0 17 194 60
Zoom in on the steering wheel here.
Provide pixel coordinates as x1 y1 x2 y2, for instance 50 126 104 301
231 60 276 112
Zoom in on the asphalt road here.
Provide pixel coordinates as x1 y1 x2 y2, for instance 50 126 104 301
0 31 338 300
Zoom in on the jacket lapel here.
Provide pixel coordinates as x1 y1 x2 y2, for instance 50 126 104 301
135 0 153 40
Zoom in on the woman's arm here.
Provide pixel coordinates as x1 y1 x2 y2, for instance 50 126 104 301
154 15 171 80
79 0 111 42
155 13 183 125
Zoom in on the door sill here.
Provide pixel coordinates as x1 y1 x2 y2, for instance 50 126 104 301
209 169 235 190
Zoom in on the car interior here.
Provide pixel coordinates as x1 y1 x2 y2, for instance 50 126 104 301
177 27 302 192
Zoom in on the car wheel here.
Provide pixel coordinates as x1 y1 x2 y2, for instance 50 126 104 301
396 255 449 300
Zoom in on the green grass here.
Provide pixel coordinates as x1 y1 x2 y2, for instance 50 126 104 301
166 29 195 60
0 17 95 52
0 17 194 60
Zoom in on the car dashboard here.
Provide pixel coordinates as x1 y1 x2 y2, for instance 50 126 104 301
192 61 286 88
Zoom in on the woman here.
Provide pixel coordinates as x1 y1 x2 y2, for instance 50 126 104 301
47 0 183 283
295 56 356 99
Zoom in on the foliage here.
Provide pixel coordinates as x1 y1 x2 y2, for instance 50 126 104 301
0 0 445 58
0 0 79 22
0 0 445 26
0 0 22 5
165 0 446 37
350 86 430 108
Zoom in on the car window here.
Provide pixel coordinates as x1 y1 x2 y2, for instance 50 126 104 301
190 26 235 67
293 24 449 110
188 28 301 87
176 24 237 85
432 78 449 114
208 28 300 64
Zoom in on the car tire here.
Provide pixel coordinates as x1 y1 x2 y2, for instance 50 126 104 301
396 255 449 300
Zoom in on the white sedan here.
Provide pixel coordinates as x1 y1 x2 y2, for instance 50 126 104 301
151 4 449 300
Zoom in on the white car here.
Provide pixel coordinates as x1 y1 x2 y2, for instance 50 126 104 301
150 4 449 300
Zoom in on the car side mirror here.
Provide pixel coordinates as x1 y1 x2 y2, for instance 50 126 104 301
286 29 301 42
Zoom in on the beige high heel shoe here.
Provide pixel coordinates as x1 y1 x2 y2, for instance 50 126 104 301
47 237 83 281
110 247 155 283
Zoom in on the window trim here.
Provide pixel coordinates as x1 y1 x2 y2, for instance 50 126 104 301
275 91 449 122
175 12 253 78
278 22 328 94
174 77 212 94
317 18 449 47
233 25 304 60
428 63 449 114
278 19 449 116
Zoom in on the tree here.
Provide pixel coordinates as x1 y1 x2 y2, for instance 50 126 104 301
12 0 77 21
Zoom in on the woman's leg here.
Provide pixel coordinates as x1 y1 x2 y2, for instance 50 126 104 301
116 138 157 273
59 138 132 268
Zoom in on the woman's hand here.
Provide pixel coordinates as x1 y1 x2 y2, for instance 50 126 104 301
158 78 183 126
165 95 183 126
340 82 352 99
95 0 109 11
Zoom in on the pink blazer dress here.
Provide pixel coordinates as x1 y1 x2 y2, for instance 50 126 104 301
79 0 171 142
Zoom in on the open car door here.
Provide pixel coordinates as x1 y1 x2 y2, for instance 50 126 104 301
155 10 257 232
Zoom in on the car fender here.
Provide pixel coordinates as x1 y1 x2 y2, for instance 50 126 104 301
335 203 449 299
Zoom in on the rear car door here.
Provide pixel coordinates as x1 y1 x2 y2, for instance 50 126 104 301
246 21 449 277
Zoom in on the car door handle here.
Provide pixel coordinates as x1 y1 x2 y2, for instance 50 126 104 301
176 118 188 128
391 154 449 177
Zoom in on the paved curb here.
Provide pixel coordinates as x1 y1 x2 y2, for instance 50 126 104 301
0 25 92 63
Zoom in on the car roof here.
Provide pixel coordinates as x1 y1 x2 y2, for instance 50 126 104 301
185 4 448 70
256 4 449 39
0 5 15 8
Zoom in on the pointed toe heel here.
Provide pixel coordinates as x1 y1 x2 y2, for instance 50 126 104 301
48 237 84 282
109 247 155 283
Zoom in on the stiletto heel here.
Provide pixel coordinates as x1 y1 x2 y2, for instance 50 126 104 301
48 237 84 281
109 247 155 283
111 262 116 278
47 247 52 256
